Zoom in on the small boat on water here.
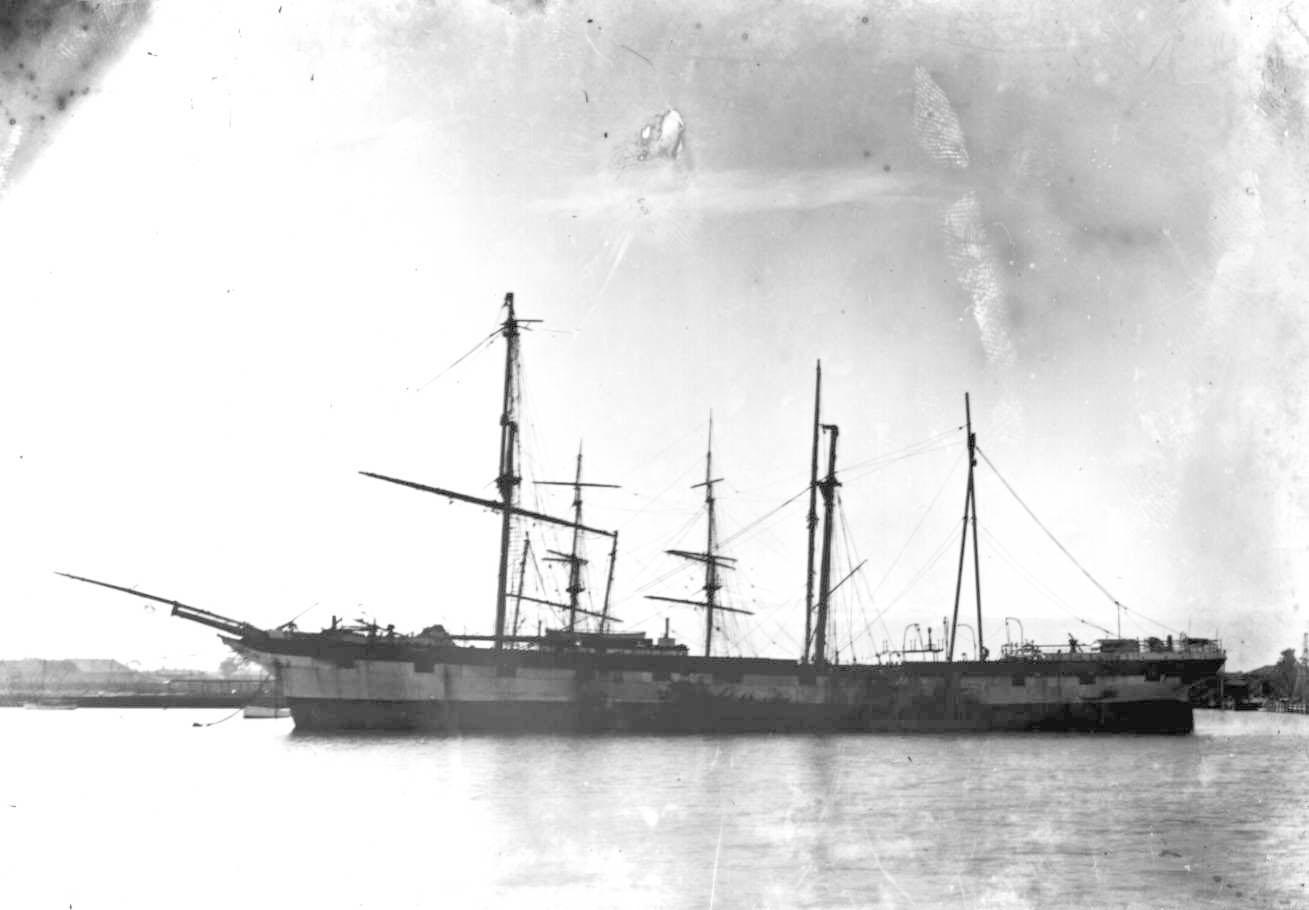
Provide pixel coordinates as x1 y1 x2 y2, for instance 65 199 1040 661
22 699 78 710
242 687 290 719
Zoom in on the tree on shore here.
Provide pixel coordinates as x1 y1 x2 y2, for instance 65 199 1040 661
218 655 249 677
1273 649 1298 698
1248 648 1300 700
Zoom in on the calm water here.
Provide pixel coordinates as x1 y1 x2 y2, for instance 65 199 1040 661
1 709 1306 909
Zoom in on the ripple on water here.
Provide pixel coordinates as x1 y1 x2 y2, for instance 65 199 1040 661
0 709 1307 909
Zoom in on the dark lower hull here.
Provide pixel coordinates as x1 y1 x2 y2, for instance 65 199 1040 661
289 696 1195 735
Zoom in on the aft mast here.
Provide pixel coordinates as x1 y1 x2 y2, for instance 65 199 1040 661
812 423 840 666
947 393 985 662
803 361 822 663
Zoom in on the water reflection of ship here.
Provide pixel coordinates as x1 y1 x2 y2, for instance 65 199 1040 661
62 292 1224 734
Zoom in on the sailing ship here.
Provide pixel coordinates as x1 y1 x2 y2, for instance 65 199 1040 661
62 293 1225 733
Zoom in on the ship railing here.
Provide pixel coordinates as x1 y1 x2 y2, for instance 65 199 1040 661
1267 701 1308 714
998 641 1224 661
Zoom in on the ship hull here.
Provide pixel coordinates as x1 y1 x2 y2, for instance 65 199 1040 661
286 694 1196 734
233 634 1221 735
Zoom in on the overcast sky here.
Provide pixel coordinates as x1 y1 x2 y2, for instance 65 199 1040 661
1 0 1306 671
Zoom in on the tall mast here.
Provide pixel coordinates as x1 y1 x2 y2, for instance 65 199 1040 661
568 446 585 631
538 442 620 633
363 294 630 648
493 293 521 650
947 393 984 661
701 416 720 658
803 361 822 663
645 413 753 655
558 445 586 632
967 395 984 661
812 423 840 666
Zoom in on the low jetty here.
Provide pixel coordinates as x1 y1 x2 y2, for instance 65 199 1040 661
1 662 271 709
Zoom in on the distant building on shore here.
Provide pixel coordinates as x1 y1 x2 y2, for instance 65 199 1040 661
1 659 263 698
1 658 156 695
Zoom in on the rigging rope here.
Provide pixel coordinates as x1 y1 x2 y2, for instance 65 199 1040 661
868 450 965 600
629 482 805 599
838 425 963 475
975 445 1124 609
978 528 1128 639
415 327 500 392
725 425 962 499
834 452 964 655
628 509 710 594
847 520 961 653
841 441 963 485
834 492 878 660
975 446 1180 635
718 485 809 549
835 495 861 662
979 526 1080 617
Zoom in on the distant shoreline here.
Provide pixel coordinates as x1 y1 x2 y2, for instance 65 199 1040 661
0 694 252 709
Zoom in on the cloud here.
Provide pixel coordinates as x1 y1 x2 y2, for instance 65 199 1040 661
486 0 546 16
539 165 954 219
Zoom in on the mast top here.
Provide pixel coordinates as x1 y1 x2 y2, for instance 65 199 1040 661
501 291 542 329
536 442 621 490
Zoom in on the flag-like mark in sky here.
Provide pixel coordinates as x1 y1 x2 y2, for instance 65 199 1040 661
943 191 1017 370
635 108 685 162
914 65 1015 370
596 108 690 297
912 65 970 169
